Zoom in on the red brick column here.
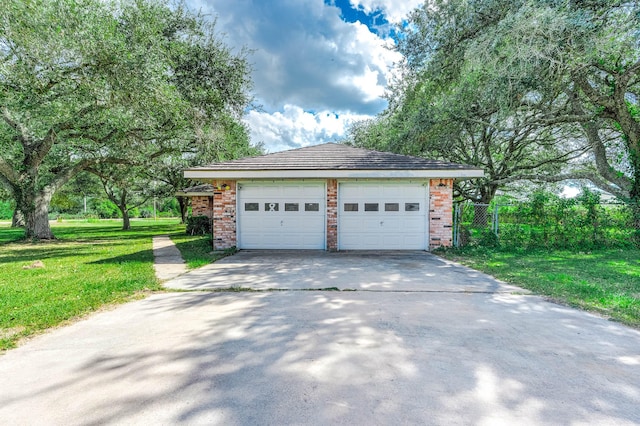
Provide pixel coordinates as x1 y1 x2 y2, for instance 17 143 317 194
429 178 454 249
326 179 338 251
212 180 237 250
191 196 213 218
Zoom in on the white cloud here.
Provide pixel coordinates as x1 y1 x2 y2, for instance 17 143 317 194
245 105 372 152
191 0 399 113
187 0 412 152
350 0 424 23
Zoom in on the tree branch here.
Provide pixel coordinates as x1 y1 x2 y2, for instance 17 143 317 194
1 106 32 144
492 171 628 199
0 156 19 186
568 89 633 191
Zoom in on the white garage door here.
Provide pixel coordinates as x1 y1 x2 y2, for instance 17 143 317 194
237 182 325 249
338 181 428 250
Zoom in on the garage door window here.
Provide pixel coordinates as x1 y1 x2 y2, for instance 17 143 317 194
364 203 379 212
385 203 399 212
344 203 358 212
245 203 259 211
305 203 319 212
265 202 279 212
285 203 299 211
405 203 420 211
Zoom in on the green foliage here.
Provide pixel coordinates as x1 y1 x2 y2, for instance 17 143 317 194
477 229 500 248
0 0 254 239
351 0 640 220
186 215 211 236
0 200 13 220
490 190 634 250
50 192 82 214
93 200 121 219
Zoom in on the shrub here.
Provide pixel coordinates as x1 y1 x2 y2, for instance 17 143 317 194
93 200 120 218
139 209 153 218
186 215 211 235
0 200 14 220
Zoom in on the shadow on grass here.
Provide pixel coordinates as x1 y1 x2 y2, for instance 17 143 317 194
0 227 25 245
1 222 183 245
0 238 150 265
87 249 155 265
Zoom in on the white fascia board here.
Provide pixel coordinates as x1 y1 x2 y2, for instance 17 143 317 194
175 192 213 197
184 169 485 180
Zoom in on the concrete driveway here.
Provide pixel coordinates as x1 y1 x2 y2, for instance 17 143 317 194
164 250 526 292
1 252 639 425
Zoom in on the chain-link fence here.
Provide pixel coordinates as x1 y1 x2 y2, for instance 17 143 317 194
453 203 496 247
454 193 636 250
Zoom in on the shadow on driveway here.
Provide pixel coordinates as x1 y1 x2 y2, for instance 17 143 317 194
0 291 639 424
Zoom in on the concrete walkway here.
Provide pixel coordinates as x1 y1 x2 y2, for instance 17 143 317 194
152 235 187 281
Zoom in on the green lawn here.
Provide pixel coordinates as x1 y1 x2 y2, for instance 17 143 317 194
169 233 232 269
0 219 184 351
438 248 640 328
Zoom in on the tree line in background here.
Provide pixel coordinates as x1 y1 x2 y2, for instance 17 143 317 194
0 171 178 222
347 0 640 244
0 0 260 238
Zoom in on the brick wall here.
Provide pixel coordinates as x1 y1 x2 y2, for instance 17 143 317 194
191 196 213 218
326 179 338 251
212 180 237 250
429 178 454 249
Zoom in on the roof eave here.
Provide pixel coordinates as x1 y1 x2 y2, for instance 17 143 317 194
184 169 485 179
175 191 213 197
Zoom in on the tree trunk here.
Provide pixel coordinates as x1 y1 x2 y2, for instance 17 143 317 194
177 196 188 224
630 170 640 246
19 190 55 240
121 208 131 230
11 209 25 227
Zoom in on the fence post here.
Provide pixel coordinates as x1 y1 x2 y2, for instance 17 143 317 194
453 204 459 247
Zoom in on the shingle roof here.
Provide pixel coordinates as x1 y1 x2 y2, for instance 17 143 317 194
187 143 477 171
175 184 214 196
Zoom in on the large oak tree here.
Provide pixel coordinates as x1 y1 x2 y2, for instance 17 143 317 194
351 0 640 238
0 0 253 238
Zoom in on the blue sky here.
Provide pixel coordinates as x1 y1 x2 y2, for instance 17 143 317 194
189 0 422 152
331 0 390 35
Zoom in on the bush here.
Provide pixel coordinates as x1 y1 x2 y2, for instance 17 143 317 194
0 200 13 220
186 215 211 235
93 200 120 219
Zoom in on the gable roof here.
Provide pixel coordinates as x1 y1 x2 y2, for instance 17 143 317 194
185 143 484 180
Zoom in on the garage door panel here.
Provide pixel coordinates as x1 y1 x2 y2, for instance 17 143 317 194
238 182 325 250
338 182 428 250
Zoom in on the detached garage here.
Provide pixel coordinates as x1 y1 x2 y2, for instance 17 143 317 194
184 143 483 251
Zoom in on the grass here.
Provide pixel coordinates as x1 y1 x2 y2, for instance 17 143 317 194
438 247 640 328
169 233 233 269
0 221 25 244
0 219 184 351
